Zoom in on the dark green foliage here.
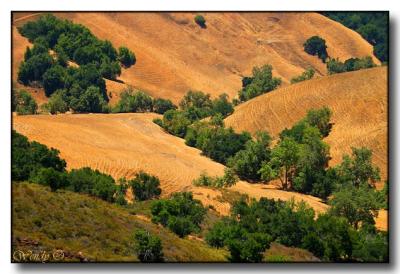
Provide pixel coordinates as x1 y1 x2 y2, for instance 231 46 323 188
30 167 69 192
118 47 136 68
157 109 192 137
238 65 281 102
99 57 121 80
305 107 333 137
18 52 53 85
179 90 212 111
11 130 66 181
290 68 315 84
134 230 164 262
12 89 38 115
351 227 388 262
130 171 162 201
152 98 177 114
303 36 328 62
42 90 69 114
227 131 272 181
151 192 206 237
70 86 108 113
185 119 251 164
329 184 382 230
115 178 129 206
194 15 206 28
211 93 234 117
327 56 376 74
114 88 153 113
335 147 381 188
68 167 116 203
323 12 388 62
42 64 66 96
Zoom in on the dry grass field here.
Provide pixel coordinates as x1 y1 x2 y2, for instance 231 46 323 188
225 67 388 187
12 12 378 104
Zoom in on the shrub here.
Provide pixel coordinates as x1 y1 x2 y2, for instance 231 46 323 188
18 52 53 85
151 192 206 237
194 15 206 28
118 47 136 67
70 86 109 113
211 93 234 117
130 171 162 201
179 90 212 110
42 90 69 114
42 64 66 96
30 167 69 191
114 88 153 113
157 109 192 137
68 167 116 202
238 65 281 102
134 230 164 262
12 89 38 115
290 68 315 84
185 120 251 164
303 36 328 62
12 130 66 181
152 98 177 114
228 131 272 181
192 168 239 188
327 56 376 74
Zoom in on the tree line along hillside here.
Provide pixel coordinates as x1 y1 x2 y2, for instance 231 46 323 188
322 12 388 62
16 14 135 113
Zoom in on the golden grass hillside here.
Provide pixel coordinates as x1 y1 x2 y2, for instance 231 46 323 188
12 12 379 104
225 66 388 187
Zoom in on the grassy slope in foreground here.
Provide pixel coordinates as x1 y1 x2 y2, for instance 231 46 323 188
12 183 318 262
225 66 388 186
12 183 227 262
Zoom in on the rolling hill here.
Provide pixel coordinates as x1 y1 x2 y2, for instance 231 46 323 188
225 67 388 187
12 12 379 104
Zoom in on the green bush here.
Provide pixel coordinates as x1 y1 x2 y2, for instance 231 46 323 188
30 167 69 191
12 130 66 181
192 168 239 188
70 86 109 113
118 47 136 67
227 131 272 181
18 52 53 85
151 192 206 237
12 89 38 115
211 93 234 117
194 15 206 28
42 64 66 96
303 36 328 62
238 65 281 102
134 229 164 262
68 167 116 202
290 68 315 84
327 56 376 75
42 90 69 114
130 171 162 201
185 119 251 164
114 88 153 113
152 98 177 114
